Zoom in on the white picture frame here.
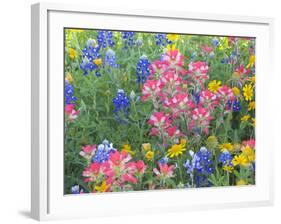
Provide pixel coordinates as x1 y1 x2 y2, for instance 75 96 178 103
31 2 275 221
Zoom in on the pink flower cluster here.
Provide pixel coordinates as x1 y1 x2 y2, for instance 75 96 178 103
153 163 175 178
82 151 146 192
242 138 255 148
142 48 226 138
79 144 96 163
187 61 209 87
65 104 80 121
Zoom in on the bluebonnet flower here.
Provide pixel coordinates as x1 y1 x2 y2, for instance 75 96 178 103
158 157 169 165
221 58 229 64
104 49 118 68
184 147 213 187
154 34 172 47
80 39 102 76
227 98 241 112
218 150 233 166
232 99 241 112
113 89 130 116
209 51 215 58
97 31 115 49
212 38 219 47
135 37 143 47
193 92 200 105
136 55 151 83
226 49 240 64
65 80 77 104
121 31 135 47
71 185 83 194
193 147 213 175
92 139 116 163
183 153 195 175
86 38 97 48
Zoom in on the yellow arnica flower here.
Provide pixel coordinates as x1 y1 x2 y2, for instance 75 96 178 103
93 58 102 66
246 55 255 68
219 143 233 152
248 101 255 111
167 44 176 52
122 143 135 155
251 118 256 127
250 75 256 84
95 181 110 192
223 165 234 173
218 37 229 51
65 73 73 83
167 142 186 158
208 80 221 93
69 29 84 33
241 115 251 122
242 146 255 163
180 139 187 148
232 87 241 96
69 48 76 59
243 84 253 101
145 150 154 161
232 154 248 167
167 34 180 42
142 143 151 151
236 179 247 186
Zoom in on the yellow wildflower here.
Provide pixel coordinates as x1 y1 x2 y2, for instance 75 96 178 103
246 55 255 68
145 150 154 161
232 87 241 96
167 34 180 42
65 73 73 83
248 101 255 111
69 48 76 60
93 58 102 66
232 154 248 167
69 29 84 33
167 44 176 52
250 75 256 84
122 143 135 155
236 179 247 186
241 115 251 122
208 80 221 93
218 37 229 51
167 143 186 158
241 146 255 163
251 118 256 127
243 84 253 101
219 143 233 152
223 165 234 173
180 139 187 148
95 181 110 192
142 143 151 151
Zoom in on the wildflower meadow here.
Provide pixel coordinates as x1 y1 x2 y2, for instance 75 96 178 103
64 29 255 194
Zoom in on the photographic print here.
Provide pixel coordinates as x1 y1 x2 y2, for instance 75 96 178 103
64 29 256 194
